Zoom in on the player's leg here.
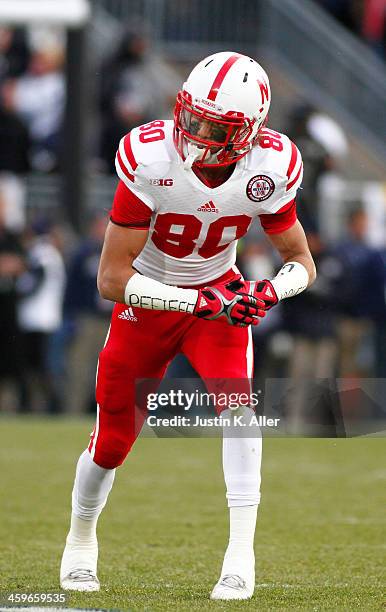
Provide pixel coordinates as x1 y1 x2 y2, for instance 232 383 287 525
60 449 115 590
61 306 187 590
182 319 261 600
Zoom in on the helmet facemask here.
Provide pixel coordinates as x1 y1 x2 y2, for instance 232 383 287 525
174 91 259 169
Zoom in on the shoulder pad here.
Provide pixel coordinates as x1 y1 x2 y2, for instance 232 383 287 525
116 120 174 184
246 130 303 213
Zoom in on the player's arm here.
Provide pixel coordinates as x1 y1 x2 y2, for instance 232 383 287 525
267 219 316 291
97 222 148 303
229 220 315 309
259 218 316 306
231 139 316 308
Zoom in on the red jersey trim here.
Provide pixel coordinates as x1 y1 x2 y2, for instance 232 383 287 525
286 141 299 179
110 180 152 227
286 163 303 191
123 133 138 171
207 54 241 101
116 150 134 183
110 217 150 230
259 199 297 234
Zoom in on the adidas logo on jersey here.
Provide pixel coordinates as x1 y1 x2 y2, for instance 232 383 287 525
118 307 138 322
197 200 219 213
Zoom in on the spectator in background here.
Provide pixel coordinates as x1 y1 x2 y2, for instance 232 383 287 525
375 247 386 377
99 25 179 172
0 81 30 232
17 220 66 413
287 104 348 242
0 27 29 84
0 193 26 411
307 112 348 160
333 209 386 376
316 0 386 59
64 213 113 413
315 0 362 34
287 104 331 232
362 0 386 58
7 45 65 172
281 229 343 433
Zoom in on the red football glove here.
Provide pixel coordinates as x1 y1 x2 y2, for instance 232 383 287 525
226 279 279 311
193 283 266 327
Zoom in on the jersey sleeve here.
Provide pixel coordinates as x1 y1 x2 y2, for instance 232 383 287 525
110 180 152 229
259 198 297 234
112 131 156 229
258 139 303 234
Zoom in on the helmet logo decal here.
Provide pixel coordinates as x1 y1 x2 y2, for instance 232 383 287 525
246 175 275 202
257 79 270 105
207 54 242 101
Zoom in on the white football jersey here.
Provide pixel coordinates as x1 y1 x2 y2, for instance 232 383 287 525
115 120 303 286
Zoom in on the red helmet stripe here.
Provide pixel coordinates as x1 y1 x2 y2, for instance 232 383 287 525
207 54 241 101
123 132 138 171
286 141 299 179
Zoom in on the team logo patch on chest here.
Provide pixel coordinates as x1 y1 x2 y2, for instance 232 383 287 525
246 175 275 202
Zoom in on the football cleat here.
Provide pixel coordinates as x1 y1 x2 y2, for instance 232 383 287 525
210 573 254 600
60 536 99 591
60 569 100 592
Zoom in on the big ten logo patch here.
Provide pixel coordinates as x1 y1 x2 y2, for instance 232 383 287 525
149 178 174 186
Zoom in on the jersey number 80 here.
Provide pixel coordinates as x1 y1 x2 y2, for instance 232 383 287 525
152 213 252 259
138 121 274 259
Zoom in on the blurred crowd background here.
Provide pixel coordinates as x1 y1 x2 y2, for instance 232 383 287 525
316 0 386 58
0 0 385 419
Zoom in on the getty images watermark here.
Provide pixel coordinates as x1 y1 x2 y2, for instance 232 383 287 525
145 389 280 429
136 377 386 437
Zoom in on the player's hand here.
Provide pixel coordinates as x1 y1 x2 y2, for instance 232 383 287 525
226 279 279 311
193 283 266 327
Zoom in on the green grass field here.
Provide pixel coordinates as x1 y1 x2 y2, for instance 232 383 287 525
0 417 385 611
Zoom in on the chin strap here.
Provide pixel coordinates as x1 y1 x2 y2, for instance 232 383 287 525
183 152 198 170
183 142 203 170
183 141 222 170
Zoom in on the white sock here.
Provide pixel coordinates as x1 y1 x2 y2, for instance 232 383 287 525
69 449 116 541
220 505 257 582
61 451 115 578
222 407 262 507
220 407 261 583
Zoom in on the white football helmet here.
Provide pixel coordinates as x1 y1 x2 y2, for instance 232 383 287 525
174 51 271 168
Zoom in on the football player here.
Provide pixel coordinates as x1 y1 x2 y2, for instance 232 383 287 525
60 52 316 600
